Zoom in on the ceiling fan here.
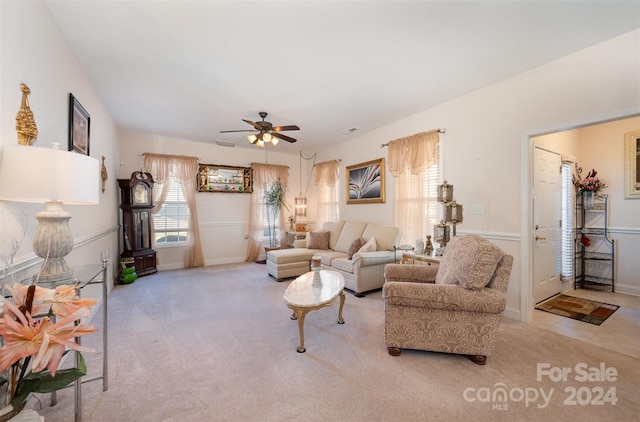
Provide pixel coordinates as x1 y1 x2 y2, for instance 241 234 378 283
220 111 300 147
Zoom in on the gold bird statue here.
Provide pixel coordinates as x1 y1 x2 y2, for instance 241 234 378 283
15 83 38 145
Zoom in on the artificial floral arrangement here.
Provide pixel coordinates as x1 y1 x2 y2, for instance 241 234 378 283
572 165 607 194
0 283 97 413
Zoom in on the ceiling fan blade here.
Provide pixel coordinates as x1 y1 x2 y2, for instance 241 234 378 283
242 119 262 130
271 132 297 143
272 125 300 132
220 129 256 133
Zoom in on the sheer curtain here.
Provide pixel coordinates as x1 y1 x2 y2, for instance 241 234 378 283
143 153 204 268
387 130 440 245
245 163 289 262
314 160 340 227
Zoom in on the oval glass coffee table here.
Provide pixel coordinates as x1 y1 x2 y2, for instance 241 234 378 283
283 269 345 353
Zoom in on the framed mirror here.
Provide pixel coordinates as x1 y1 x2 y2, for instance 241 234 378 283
625 130 640 199
198 164 253 193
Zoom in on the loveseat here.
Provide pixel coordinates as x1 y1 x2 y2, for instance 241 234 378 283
266 221 400 296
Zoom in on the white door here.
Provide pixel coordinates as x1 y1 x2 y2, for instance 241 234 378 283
533 147 562 303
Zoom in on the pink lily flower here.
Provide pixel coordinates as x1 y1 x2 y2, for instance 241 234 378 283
7 283 97 318
0 298 96 376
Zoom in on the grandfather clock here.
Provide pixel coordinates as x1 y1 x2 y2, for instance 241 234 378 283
118 171 157 276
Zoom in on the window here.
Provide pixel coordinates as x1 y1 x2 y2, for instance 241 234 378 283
316 168 340 225
394 163 439 245
560 162 574 279
153 176 189 245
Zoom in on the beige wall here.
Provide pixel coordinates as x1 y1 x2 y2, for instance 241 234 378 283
0 1 121 302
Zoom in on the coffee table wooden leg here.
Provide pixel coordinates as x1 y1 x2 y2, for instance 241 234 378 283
291 306 309 353
337 291 345 324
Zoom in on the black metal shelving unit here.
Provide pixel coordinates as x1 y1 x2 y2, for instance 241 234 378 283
574 192 615 291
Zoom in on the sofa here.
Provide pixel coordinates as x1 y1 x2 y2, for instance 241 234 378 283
266 221 401 296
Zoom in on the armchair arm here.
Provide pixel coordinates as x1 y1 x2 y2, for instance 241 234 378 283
383 281 506 314
384 264 438 284
351 251 395 266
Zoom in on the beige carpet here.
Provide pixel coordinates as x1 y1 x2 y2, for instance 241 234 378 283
31 263 639 421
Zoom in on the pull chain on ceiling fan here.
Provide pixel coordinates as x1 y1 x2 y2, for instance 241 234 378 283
220 111 300 148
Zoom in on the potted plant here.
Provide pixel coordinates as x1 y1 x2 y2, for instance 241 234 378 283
263 179 290 248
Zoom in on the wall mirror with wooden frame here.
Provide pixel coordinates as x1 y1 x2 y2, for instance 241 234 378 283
198 164 253 193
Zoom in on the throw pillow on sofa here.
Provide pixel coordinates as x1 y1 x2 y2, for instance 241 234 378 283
358 237 377 253
347 237 366 259
308 230 330 249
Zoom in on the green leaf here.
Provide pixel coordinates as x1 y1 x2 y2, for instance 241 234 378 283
12 354 87 408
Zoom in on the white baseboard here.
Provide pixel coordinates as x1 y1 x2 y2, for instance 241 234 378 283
503 307 520 321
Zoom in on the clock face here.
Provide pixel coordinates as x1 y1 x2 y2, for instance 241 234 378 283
133 183 149 205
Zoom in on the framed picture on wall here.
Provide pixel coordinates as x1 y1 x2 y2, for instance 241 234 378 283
624 130 640 199
346 158 385 204
68 93 90 155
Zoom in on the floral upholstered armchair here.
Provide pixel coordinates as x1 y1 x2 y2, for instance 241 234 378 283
382 235 513 365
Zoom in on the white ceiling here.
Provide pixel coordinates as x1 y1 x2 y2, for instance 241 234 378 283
44 1 640 154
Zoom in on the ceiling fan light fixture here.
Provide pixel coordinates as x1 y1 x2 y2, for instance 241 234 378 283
222 112 300 147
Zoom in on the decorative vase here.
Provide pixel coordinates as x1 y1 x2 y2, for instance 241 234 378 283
584 191 594 208
119 259 137 284
0 402 26 422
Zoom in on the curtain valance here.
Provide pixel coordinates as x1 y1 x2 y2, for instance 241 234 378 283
252 163 289 186
387 130 440 176
143 153 199 183
314 160 340 187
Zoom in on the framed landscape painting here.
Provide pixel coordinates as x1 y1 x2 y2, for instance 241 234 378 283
346 158 385 204
69 93 90 155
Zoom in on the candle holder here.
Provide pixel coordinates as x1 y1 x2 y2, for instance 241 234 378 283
311 255 322 270
434 181 463 256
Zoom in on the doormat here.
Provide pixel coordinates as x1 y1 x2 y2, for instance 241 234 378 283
535 294 619 326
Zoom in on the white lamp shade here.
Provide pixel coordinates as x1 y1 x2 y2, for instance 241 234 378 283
0 145 99 205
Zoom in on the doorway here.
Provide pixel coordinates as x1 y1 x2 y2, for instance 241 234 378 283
521 107 639 323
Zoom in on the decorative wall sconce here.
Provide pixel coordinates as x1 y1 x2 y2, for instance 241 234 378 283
101 156 108 193
434 180 463 256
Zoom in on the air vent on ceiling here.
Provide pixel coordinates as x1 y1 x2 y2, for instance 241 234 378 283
341 127 359 135
216 140 235 147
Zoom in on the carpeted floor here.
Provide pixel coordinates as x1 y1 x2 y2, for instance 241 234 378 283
536 294 619 325
31 263 640 421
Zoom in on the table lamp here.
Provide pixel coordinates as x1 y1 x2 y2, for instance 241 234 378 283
0 144 99 283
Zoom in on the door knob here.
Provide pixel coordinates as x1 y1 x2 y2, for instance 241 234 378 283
535 236 546 241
